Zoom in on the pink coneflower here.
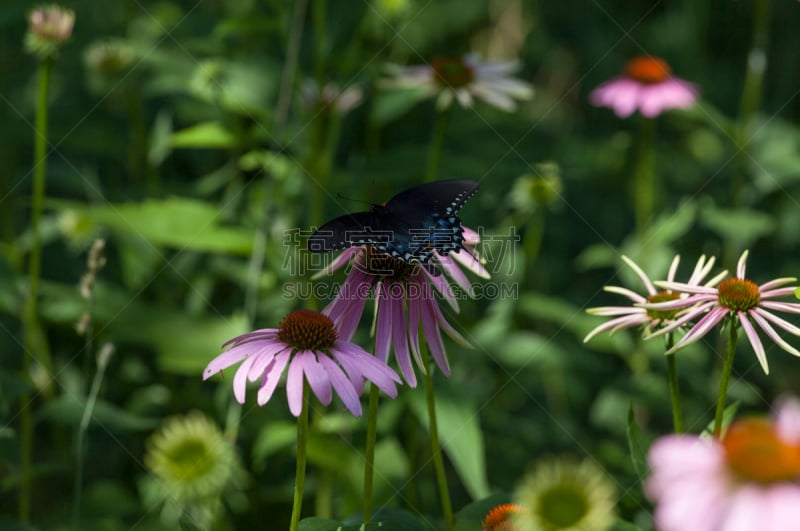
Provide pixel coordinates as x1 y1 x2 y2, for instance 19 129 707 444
382 54 533 111
590 56 698 118
645 250 800 374
321 231 487 387
203 309 401 417
646 397 800 531
584 254 725 343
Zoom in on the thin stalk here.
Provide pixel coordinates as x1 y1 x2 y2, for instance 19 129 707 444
422 348 454 531
362 383 380 522
290 384 310 531
73 344 113 528
731 0 770 208
633 117 656 235
20 54 55 523
665 333 683 433
713 323 738 438
425 106 452 183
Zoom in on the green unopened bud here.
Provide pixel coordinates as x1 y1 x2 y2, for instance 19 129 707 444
511 162 563 214
85 40 134 76
25 5 74 59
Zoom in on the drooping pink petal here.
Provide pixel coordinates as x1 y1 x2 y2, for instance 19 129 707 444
584 314 649 343
285 352 306 416
329 346 367 394
233 355 258 404
302 351 333 406
257 350 291 406
375 281 393 363
748 310 800 358
738 312 769 374
646 301 717 339
758 278 798 293
431 297 471 348
420 298 450 376
586 305 647 317
752 308 800 337
318 354 362 416
450 247 490 278
204 342 258 380
220 328 278 349
759 301 800 315
391 295 416 387
603 285 647 304
423 266 458 312
248 343 288 381
664 306 728 354
314 247 360 277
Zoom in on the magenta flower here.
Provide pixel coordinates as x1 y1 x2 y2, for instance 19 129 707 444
646 397 800 531
583 254 724 343
321 232 487 387
590 56 698 118
203 309 401 417
645 250 800 374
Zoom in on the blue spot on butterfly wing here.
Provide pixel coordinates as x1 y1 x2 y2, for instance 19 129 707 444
308 180 478 269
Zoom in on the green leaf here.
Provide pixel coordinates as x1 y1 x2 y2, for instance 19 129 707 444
493 331 566 370
39 280 250 374
251 420 297 469
53 197 253 255
408 378 489 500
170 121 237 149
38 395 159 431
610 519 649 531
626 403 648 480
298 518 343 531
370 87 429 125
699 202 775 250
701 401 740 440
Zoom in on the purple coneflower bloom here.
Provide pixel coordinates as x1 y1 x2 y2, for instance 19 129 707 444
646 250 800 374
203 309 401 417
590 56 698 118
321 230 488 387
382 54 533 111
584 254 724 343
646 397 800 531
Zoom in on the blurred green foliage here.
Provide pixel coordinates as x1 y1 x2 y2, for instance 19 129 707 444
2 0 800 529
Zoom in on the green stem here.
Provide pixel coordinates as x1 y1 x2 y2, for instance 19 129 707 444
713 322 738 438
73 344 113 528
422 349 453 531
730 0 771 208
290 384 310 531
633 116 656 235
20 55 55 523
665 333 683 433
425 106 452 183
362 384 380 522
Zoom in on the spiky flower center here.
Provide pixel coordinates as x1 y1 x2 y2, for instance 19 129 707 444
645 291 680 321
536 483 589 527
723 419 800 484
718 278 760 312
277 309 337 351
431 56 475 88
360 247 420 280
482 503 527 531
624 56 672 84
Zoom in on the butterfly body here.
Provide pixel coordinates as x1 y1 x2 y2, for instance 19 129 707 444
308 180 479 266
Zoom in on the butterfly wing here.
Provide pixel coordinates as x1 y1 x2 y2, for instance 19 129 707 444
381 179 479 262
307 211 395 252
307 180 479 267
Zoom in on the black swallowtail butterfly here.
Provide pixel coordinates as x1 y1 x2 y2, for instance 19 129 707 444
308 179 479 269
